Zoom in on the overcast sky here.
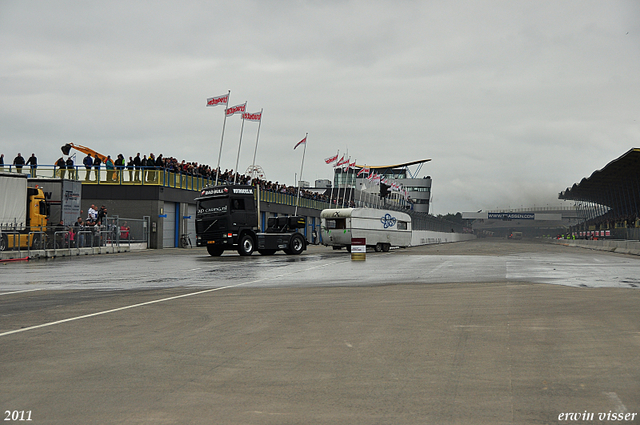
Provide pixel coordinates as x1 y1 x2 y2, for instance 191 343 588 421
1 1 638 214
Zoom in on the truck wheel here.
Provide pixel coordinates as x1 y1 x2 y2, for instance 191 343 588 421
381 243 390 252
374 243 382 252
207 245 224 256
285 234 305 255
0 235 7 252
258 249 276 256
237 234 255 256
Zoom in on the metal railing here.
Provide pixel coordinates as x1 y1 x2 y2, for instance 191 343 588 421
1 165 214 191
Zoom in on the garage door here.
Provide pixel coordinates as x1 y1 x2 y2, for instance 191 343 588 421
162 202 176 248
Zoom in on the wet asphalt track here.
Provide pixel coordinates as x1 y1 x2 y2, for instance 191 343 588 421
1 239 639 424
2 239 640 291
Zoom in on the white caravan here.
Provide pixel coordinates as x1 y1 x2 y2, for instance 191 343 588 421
320 208 412 252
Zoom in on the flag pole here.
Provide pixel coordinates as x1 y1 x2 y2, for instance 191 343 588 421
294 133 308 216
341 157 350 209
233 102 247 185
214 90 230 186
341 149 348 208
358 164 365 207
250 108 263 182
328 150 338 208
349 159 356 207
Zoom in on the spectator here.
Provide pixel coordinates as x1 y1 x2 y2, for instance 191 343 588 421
105 155 115 182
66 156 75 180
133 153 142 182
120 221 130 240
141 154 148 182
26 153 37 177
93 154 101 181
114 154 125 182
74 217 85 247
83 154 93 181
13 153 25 173
87 204 98 225
147 153 156 183
56 157 66 179
0 153 4 171
127 156 134 182
155 154 164 183
97 205 107 224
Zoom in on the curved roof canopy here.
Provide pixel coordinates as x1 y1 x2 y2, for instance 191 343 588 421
356 159 431 170
558 148 640 209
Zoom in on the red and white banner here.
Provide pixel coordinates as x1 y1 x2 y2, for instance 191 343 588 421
324 153 339 165
367 171 377 182
336 155 349 167
357 166 370 177
226 103 246 117
206 93 229 107
294 136 307 150
348 160 357 169
242 111 262 121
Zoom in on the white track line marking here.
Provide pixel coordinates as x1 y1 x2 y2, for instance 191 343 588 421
0 281 257 338
0 288 46 296
603 392 629 414
0 258 347 338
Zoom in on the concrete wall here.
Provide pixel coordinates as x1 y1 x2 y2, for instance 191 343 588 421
555 239 640 256
411 230 476 246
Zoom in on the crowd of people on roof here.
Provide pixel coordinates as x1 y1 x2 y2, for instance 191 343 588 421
1 151 332 203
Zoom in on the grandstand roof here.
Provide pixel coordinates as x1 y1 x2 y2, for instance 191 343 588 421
356 159 431 170
558 148 640 205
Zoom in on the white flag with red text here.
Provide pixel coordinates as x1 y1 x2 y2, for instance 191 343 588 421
226 103 246 117
336 155 348 167
324 152 339 165
242 111 262 121
206 93 229 107
357 166 370 177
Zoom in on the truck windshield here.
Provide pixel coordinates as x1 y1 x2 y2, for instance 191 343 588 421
197 199 228 215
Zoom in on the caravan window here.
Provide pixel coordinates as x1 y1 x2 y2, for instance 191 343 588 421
325 218 346 229
397 221 408 230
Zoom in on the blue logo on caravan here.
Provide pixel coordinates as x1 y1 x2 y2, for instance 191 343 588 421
381 213 397 229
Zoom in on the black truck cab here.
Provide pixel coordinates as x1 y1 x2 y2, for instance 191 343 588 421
195 185 307 256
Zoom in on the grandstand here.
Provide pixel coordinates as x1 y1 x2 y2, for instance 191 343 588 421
559 148 640 240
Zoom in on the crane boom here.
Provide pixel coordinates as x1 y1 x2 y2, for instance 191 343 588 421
61 143 108 163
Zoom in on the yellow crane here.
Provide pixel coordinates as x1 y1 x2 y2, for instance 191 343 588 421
61 143 108 163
